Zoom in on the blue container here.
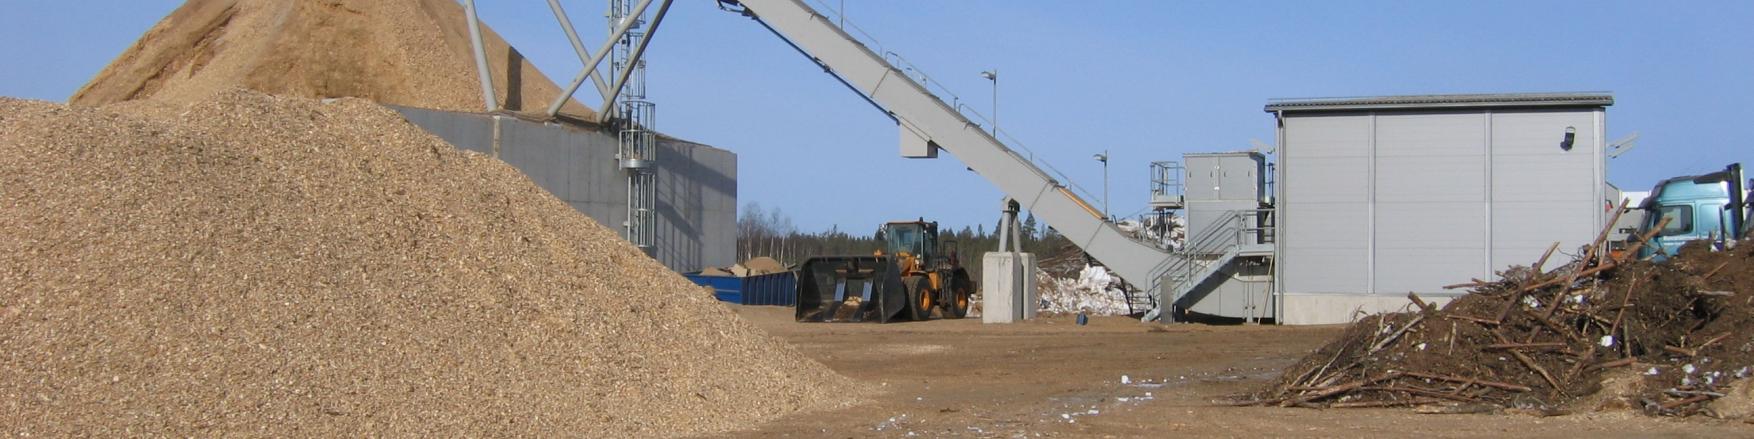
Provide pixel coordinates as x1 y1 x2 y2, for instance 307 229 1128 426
684 271 798 307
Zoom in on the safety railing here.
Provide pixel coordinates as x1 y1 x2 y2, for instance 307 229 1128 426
1150 161 1184 206
1158 208 1275 306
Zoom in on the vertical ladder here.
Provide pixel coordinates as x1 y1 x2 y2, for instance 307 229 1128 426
613 0 658 255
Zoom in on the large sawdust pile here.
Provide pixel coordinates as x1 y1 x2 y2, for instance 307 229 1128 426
70 0 593 118
0 90 853 436
1242 240 1754 417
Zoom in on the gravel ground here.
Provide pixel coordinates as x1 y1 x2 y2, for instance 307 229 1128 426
0 91 856 437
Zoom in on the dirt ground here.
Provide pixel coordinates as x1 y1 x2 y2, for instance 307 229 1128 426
713 306 1754 438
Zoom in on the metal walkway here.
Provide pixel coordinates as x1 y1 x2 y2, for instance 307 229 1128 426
730 0 1177 299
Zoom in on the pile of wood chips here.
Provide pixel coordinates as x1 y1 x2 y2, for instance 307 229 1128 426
70 0 594 118
0 90 857 437
1239 214 1754 418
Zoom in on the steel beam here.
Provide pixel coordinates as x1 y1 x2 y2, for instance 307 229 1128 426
545 0 657 118
597 0 674 124
545 0 613 102
463 0 498 112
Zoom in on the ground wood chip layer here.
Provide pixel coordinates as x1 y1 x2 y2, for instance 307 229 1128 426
0 91 857 436
1245 239 1754 418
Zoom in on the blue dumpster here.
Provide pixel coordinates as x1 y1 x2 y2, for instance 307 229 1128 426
684 271 798 306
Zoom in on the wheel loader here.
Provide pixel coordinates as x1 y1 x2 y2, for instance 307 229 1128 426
795 220 975 322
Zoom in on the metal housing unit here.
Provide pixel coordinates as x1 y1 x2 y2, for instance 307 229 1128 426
1266 93 1613 324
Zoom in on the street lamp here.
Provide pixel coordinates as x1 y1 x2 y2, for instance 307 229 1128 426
979 69 998 136
1092 151 1109 221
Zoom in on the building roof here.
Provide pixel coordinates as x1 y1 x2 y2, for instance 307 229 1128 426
1265 92 1613 113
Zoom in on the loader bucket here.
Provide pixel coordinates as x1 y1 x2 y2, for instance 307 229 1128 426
795 256 907 323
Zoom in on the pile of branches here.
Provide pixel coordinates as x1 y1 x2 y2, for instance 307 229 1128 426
1239 213 1754 416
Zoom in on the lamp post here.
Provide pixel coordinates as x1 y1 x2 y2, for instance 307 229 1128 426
1093 150 1109 221
979 69 998 136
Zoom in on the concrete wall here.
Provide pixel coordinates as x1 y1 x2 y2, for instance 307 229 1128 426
1276 108 1605 324
391 106 736 273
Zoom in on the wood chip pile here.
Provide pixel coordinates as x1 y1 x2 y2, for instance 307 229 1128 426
1242 222 1754 417
69 0 594 118
0 90 856 437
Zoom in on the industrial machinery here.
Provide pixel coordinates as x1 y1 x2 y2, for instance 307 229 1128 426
795 220 974 323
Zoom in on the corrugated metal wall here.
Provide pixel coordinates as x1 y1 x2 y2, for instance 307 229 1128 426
1278 109 1603 298
391 106 738 273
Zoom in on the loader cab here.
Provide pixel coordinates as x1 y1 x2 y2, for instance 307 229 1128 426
880 221 938 261
1636 164 1746 260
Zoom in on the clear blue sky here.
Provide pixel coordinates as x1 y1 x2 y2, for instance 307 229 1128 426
4 1 1750 233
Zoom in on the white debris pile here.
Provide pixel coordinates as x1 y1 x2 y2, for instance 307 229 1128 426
1036 264 1132 315
1116 215 1187 251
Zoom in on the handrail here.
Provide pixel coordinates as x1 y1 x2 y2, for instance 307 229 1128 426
1160 208 1275 306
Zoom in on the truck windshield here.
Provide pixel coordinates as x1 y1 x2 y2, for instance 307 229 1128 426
1655 205 1693 236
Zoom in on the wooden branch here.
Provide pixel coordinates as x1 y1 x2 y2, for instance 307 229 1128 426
1361 386 1493 404
1443 281 1488 290
1516 261 1620 294
1329 398 1441 408
1493 332 1562 391
1543 205 1624 320
1614 216 1672 265
1408 292 1438 314
1283 372 1404 406
1444 314 1498 325
1569 281 1633 381
1702 261 1733 280
1368 314 1426 354
1531 241 1562 277
1697 331 1735 351
1663 345 1699 357
1402 371 1533 392
1520 309 1588 345
1485 342 1568 351
1660 394 1713 410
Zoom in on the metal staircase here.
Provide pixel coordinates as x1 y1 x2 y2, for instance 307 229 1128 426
1123 286 1157 316
1159 209 1274 316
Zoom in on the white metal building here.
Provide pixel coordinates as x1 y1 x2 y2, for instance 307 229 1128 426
1266 93 1614 324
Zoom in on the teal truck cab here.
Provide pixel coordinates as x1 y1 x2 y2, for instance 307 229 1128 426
1636 163 1749 260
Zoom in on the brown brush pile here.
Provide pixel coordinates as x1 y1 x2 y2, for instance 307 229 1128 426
70 0 593 118
1241 234 1754 417
0 90 855 436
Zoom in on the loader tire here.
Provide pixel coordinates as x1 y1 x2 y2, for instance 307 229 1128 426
904 275 931 321
944 271 972 319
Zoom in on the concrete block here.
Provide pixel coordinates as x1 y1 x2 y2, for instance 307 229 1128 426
981 252 1036 324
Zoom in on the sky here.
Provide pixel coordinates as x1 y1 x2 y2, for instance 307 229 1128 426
3 1 1751 233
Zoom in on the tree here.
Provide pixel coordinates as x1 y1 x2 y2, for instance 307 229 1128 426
766 207 796 235
1022 212 1038 242
738 202 765 235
